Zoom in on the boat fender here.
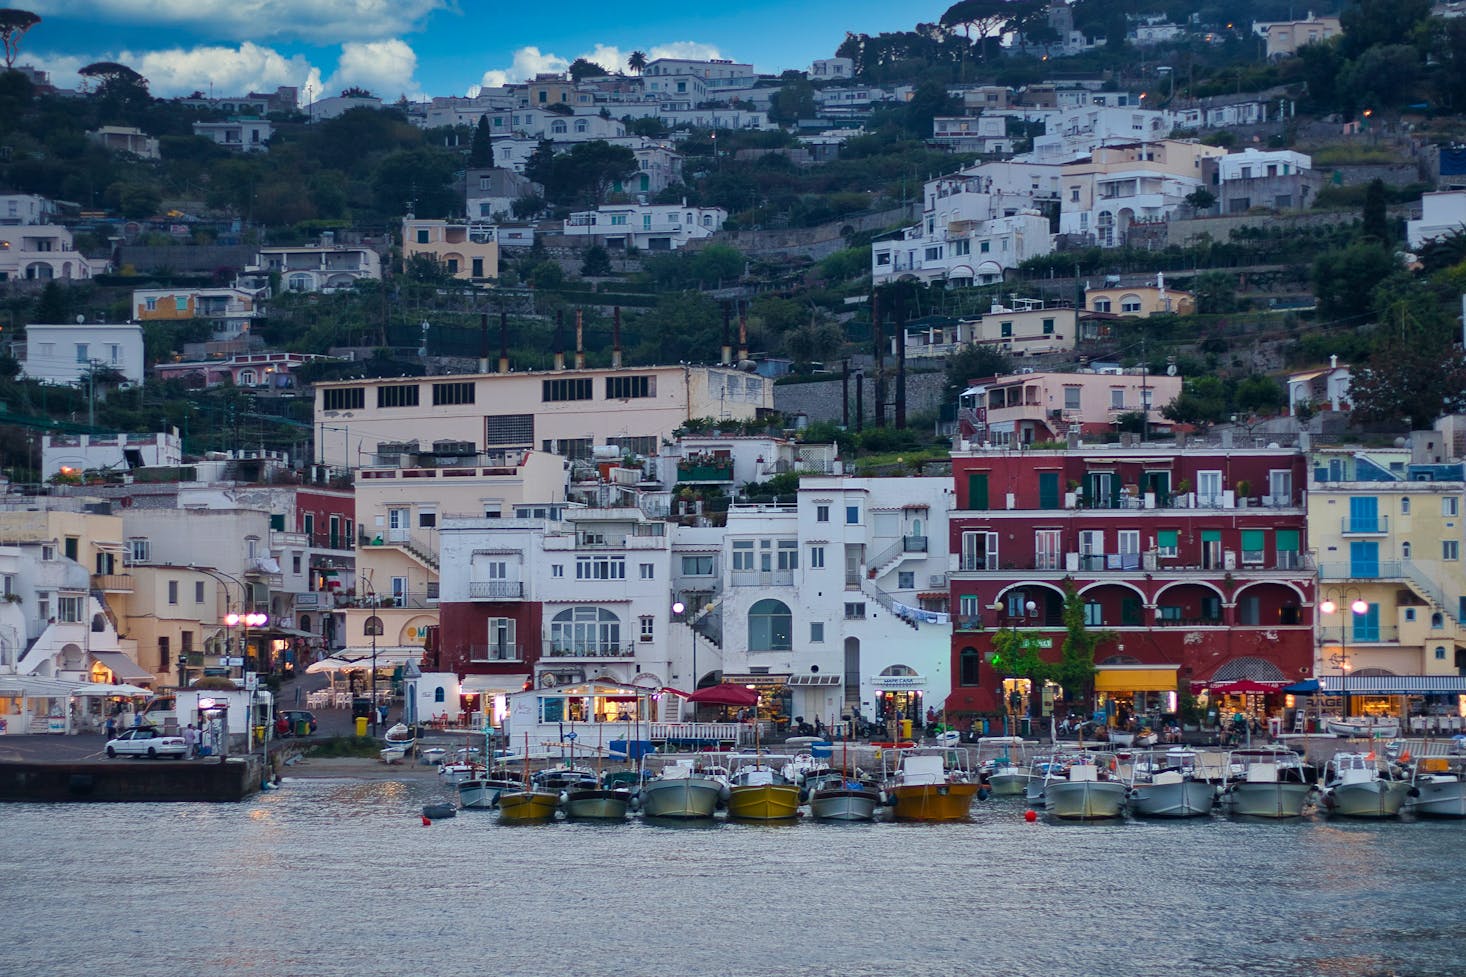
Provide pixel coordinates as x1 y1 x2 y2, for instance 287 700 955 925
718 784 731 802
799 788 809 803
558 791 569 806
978 786 991 801
878 790 888 806
1408 786 1421 798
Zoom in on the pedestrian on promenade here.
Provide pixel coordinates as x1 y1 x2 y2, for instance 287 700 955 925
104 715 116 740
378 703 389 727
183 723 198 758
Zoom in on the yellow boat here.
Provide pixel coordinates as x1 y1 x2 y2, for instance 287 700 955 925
726 757 800 820
497 789 559 823
887 752 981 821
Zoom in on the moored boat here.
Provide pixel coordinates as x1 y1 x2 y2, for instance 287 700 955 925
458 774 520 809
422 802 456 819
497 787 560 823
807 771 882 822
1222 748 1314 818
562 784 632 819
1406 754 1466 818
976 737 1031 796
886 750 982 821
1042 753 1127 820
384 722 415 756
1124 748 1216 818
1320 752 1408 818
1326 717 1401 739
637 759 727 819
726 756 801 821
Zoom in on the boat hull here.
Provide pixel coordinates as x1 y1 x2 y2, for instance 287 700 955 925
1226 782 1313 818
889 782 981 821
1045 780 1128 820
497 790 560 823
563 788 631 820
1408 779 1466 817
638 777 723 819
1128 780 1216 818
459 777 519 809
1324 781 1408 818
987 770 1030 796
727 783 801 820
809 787 881 822
1326 720 1400 739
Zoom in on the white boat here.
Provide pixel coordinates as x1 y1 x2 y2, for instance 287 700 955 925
458 775 519 809
1124 748 1216 818
1406 754 1466 818
780 751 831 785
806 772 883 822
1320 751 1409 818
438 759 485 786
975 737 1031 796
1041 754 1127 820
379 746 407 764
383 722 415 755
1326 717 1401 739
1222 748 1314 818
418 746 448 765
637 759 727 819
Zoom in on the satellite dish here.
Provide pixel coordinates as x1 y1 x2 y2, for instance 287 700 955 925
1166 364 1177 376
76 314 85 324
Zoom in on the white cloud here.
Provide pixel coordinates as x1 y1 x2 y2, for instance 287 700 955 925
474 40 725 92
326 39 421 101
30 0 446 44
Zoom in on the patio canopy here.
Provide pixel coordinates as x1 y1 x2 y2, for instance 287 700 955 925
306 656 380 674
72 683 152 697
687 683 760 707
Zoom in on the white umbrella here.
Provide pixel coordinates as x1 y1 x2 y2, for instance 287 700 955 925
305 656 376 674
73 683 153 697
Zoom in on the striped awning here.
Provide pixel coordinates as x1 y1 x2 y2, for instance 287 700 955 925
1322 675 1466 694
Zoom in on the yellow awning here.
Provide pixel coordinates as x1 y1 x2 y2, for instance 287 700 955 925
1095 667 1178 692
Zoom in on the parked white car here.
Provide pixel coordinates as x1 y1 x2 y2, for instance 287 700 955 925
105 727 187 759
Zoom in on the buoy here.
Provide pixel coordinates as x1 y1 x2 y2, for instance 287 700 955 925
421 815 431 826
1024 809 1038 822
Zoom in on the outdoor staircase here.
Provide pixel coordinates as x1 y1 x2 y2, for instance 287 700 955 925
860 580 920 631
399 537 440 572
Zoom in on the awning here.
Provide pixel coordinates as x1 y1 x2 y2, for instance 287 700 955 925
90 652 153 683
73 683 152 697
0 676 82 697
1323 675 1466 695
1095 665 1180 693
333 645 425 667
460 674 530 694
787 674 841 686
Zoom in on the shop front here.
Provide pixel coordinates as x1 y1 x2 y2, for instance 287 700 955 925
720 673 791 727
871 668 927 736
1095 664 1181 727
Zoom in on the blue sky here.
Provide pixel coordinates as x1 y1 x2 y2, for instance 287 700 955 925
22 1 930 103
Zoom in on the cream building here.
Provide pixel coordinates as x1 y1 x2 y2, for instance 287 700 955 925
402 218 499 283
958 367 1183 445
1085 275 1196 317
1060 140 1227 247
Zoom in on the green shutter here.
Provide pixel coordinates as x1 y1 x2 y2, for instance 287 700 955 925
1038 472 1060 509
1201 529 1222 543
1240 529 1265 551
1157 530 1178 549
270 513 285 531
967 472 989 510
1276 530 1299 552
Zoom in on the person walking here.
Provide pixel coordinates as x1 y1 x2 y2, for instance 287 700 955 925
183 723 198 759
104 715 117 741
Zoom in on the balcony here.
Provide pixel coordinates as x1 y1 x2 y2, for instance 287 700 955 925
1154 616 1225 627
1340 516 1389 535
1317 625 1400 644
90 573 134 593
903 536 929 553
468 580 524 599
540 642 638 659
677 460 734 482
467 643 523 663
732 569 795 587
955 616 984 632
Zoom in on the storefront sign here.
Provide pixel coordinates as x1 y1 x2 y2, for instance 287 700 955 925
873 675 926 690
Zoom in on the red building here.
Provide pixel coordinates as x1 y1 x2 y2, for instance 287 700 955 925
947 444 1314 717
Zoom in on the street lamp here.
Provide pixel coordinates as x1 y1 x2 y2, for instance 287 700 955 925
177 651 188 690
1320 589 1368 721
360 579 381 734
224 610 269 676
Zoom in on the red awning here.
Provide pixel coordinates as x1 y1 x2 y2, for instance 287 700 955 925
687 684 761 707
1203 679 1284 695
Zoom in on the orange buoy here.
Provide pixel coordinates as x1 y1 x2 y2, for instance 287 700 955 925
1024 809 1038 822
421 815 432 826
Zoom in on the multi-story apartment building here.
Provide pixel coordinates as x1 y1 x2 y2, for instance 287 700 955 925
21 323 145 386
401 218 499 283
1208 149 1319 213
1059 140 1226 246
0 223 99 281
1084 275 1196 316
947 444 1314 718
1254 14 1341 59
562 201 726 251
132 286 266 339
240 241 381 293
1308 449 1466 685
955 367 1183 445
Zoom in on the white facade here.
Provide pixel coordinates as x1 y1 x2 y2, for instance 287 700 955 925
563 201 727 251
42 432 182 480
1217 148 1311 183
242 244 381 293
931 115 1012 154
0 225 98 281
1025 106 1176 163
192 119 274 152
21 323 144 385
0 194 60 225
1408 190 1466 250
643 58 756 84
810 58 854 79
873 212 1052 285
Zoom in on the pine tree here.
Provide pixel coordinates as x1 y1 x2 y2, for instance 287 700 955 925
468 115 494 167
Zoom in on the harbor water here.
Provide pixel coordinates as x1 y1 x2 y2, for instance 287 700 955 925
1 775 1460 977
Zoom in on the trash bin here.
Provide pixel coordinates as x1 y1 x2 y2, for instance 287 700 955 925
296 719 311 737
354 716 368 737
900 718 913 739
253 724 266 743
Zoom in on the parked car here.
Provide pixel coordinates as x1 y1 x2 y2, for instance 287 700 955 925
279 710 319 736
106 726 187 759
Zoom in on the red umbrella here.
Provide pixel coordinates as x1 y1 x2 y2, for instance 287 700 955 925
686 683 760 707
1209 679 1281 695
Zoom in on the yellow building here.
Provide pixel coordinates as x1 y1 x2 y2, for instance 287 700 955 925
1085 279 1195 317
1309 454 1466 686
402 218 500 283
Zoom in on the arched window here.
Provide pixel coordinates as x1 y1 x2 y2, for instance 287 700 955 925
550 606 621 654
288 273 312 292
434 685 446 702
551 120 567 134
1432 612 1444 630
364 616 384 636
575 119 587 133
960 647 981 686
1402 541 1411 559
748 598 792 651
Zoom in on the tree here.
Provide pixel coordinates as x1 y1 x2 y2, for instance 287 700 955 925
627 50 648 75
783 320 845 365
1339 0 1431 60
990 625 1053 724
468 114 494 167
1161 376 1228 429
1184 187 1216 212
945 343 1013 396
581 244 612 277
903 80 959 138
79 61 147 98
767 73 817 126
339 86 375 98
1312 242 1398 323
1234 374 1286 415
941 0 1034 67
33 279 67 323
1350 338 1466 426
1192 270 1240 314
1055 584 1109 712
1361 178 1388 243
568 58 608 82
0 7 40 69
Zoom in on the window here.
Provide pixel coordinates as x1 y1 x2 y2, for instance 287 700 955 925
1400 497 1410 515
1446 540 1460 561
377 384 420 408
1121 297 1142 314
1197 470 1223 505
194 581 205 603
960 648 982 685
551 607 621 655
844 602 866 620
1241 529 1265 565
323 387 365 411
576 556 626 580
552 564 564 578
899 571 915 589
475 618 518 661
432 381 475 406
809 546 825 569
1064 387 1081 410
75 343 89 364
485 414 534 445
732 540 754 571
1402 541 1412 560
846 505 860 525
1110 387 1125 409
1093 298 1111 313
639 563 655 579
1445 497 1460 517
1000 321 1013 338
167 580 179 604
64 537 78 561
816 505 830 523
1436 646 1448 661
1405 608 1416 622
776 540 798 571
58 595 83 623
1042 318 1055 335
128 538 151 564
1155 529 1178 558
682 556 715 575
749 599 792 651
416 229 430 244
961 531 997 571
1084 602 1103 626
542 378 593 401
640 616 655 641
606 375 653 399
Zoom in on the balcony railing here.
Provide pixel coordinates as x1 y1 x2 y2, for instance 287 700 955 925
955 616 984 632
1154 616 1225 627
466 643 523 662
903 536 929 553
89 573 134 593
732 569 795 587
540 642 639 659
1317 625 1399 644
468 580 524 599
1340 516 1389 535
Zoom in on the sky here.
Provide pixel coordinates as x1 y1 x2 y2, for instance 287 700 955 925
20 1 933 104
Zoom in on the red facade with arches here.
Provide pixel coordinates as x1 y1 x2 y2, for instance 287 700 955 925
947 445 1314 715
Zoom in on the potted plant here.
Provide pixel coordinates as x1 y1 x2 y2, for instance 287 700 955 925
1235 479 1251 505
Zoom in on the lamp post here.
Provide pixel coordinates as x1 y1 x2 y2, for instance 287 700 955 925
361 578 380 734
177 651 188 690
1320 588 1368 722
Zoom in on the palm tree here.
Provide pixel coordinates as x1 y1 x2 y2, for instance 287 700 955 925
627 50 648 75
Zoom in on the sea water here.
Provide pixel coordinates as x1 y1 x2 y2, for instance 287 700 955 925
0 776 1459 977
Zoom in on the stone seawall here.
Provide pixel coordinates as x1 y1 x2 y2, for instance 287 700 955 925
0 757 258 802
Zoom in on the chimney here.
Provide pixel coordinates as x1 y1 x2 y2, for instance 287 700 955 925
738 306 748 363
554 310 565 371
612 306 623 370
478 312 490 374
498 311 510 374
575 308 585 370
721 303 732 366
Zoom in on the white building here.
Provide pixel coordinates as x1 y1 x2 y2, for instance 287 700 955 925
192 119 274 152
240 242 381 293
563 201 727 251
41 432 182 481
0 193 60 225
21 323 145 386
306 93 383 121
86 126 160 159
1408 190 1466 250
643 58 756 85
465 166 543 221
1058 140 1225 246
0 225 98 281
931 115 1013 154
810 57 854 80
